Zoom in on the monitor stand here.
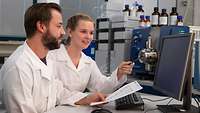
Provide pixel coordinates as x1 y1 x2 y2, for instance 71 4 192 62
157 105 199 113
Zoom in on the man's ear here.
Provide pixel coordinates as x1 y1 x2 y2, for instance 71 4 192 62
36 21 47 33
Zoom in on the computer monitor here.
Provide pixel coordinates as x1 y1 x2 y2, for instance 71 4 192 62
153 33 198 113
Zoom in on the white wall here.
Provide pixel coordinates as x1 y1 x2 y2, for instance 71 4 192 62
0 0 32 36
0 0 2 33
159 0 176 12
60 0 103 25
194 0 200 25
105 0 158 18
0 0 198 37
37 0 60 4
177 0 194 25
0 0 102 37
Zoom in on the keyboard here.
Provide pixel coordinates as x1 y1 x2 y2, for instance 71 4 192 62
115 93 144 110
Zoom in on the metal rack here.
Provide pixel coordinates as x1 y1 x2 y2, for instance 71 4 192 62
95 17 137 74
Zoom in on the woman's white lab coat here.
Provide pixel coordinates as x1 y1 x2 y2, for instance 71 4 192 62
0 42 77 113
48 44 127 105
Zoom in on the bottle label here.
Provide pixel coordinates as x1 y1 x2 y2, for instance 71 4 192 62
159 17 168 25
145 21 151 27
136 12 144 18
152 15 159 25
170 15 177 25
177 22 183 26
123 11 129 17
130 9 136 18
139 21 145 27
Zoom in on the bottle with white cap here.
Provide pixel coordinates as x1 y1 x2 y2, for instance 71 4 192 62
177 16 183 26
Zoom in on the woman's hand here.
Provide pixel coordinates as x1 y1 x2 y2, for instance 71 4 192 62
75 92 106 105
117 61 134 80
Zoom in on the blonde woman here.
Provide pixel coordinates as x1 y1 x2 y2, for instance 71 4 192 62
48 13 133 106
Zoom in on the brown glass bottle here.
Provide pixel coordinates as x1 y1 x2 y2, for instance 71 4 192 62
151 7 160 27
123 4 131 17
136 5 144 18
159 9 168 26
170 7 178 25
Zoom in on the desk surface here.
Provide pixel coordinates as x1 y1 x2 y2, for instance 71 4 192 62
47 93 196 113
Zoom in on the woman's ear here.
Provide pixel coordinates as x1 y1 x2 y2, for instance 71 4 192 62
36 21 47 33
66 28 72 37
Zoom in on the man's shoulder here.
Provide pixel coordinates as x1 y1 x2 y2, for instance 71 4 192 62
4 45 31 69
0 51 30 77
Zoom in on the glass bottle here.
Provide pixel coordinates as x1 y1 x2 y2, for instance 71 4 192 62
123 4 131 17
139 15 145 27
159 9 168 26
170 7 178 25
145 16 151 27
177 16 183 26
151 7 160 27
136 5 144 18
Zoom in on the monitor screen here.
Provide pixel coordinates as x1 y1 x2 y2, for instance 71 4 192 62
153 34 191 100
153 33 198 112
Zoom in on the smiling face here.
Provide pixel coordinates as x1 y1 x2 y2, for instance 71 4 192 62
67 20 94 50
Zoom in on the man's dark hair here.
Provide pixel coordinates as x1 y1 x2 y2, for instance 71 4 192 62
24 3 62 38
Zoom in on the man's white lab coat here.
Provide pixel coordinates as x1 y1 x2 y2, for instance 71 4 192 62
0 42 82 113
48 44 127 105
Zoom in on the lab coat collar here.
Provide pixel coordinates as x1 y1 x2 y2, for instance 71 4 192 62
78 52 91 71
24 41 53 80
56 44 91 71
56 44 69 62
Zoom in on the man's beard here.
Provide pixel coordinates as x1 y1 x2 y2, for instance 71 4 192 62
42 30 62 50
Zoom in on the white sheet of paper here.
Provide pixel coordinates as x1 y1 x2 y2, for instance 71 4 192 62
90 101 108 106
90 81 142 106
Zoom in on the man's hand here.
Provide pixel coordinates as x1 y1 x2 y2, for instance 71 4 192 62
75 92 106 105
117 61 134 80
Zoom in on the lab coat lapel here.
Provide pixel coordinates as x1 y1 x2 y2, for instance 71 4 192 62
65 57 77 73
56 45 91 72
24 42 52 81
77 52 91 71
41 60 53 81
35 63 52 81
57 44 78 72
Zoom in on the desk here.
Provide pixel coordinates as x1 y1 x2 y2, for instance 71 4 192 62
47 93 198 113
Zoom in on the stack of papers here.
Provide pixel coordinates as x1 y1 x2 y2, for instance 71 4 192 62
90 81 142 106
